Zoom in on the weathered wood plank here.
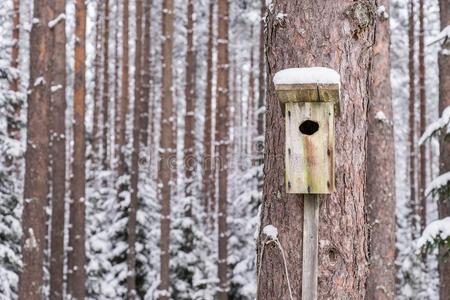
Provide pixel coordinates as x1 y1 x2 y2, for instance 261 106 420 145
302 195 319 300
285 102 335 194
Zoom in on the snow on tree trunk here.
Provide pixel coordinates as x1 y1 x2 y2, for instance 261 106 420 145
158 0 175 298
366 1 396 299
48 0 66 298
257 1 375 299
19 0 51 298
202 0 215 226
216 0 230 299
67 0 87 298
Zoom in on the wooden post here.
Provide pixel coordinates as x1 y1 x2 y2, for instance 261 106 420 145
302 195 319 300
274 67 340 300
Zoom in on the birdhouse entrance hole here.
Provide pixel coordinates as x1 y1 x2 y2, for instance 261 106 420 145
299 120 319 135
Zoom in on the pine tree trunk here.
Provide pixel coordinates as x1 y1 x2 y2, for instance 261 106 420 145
257 1 375 299
18 0 51 298
141 0 152 149
48 0 66 298
366 1 396 299
67 0 87 298
418 0 427 233
248 33 255 157
8 0 21 143
256 0 265 140
216 0 229 298
203 0 215 223
92 3 103 160
438 0 450 298
113 0 121 164
127 0 143 297
184 0 196 198
102 0 110 170
408 0 418 237
117 0 129 178
158 0 175 298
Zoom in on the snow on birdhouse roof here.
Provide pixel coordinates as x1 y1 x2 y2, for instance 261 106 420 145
273 67 340 86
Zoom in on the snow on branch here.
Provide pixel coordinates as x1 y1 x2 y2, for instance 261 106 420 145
425 172 450 197
418 105 450 145
417 217 450 253
48 13 66 28
427 25 450 46
273 67 340 85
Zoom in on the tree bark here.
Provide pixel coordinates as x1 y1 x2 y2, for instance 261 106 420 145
92 3 103 161
102 0 110 170
418 0 427 233
203 0 215 223
158 0 175 298
67 0 87 298
48 0 66 298
408 0 418 238
216 0 230 299
184 0 196 198
18 0 51 298
7 0 21 144
141 0 152 148
127 0 143 297
117 0 129 178
113 0 121 164
248 30 255 157
438 0 450 298
257 1 375 299
366 1 396 299
257 0 265 139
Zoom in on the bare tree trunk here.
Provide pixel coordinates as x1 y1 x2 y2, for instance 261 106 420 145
438 0 450 298
8 0 21 145
117 0 129 178
141 0 152 149
67 0 87 298
92 2 103 161
102 0 110 170
366 1 396 299
418 0 427 233
257 1 375 299
408 0 418 238
18 0 50 298
92 3 103 160
158 0 175 298
216 0 229 299
256 0 265 140
184 0 195 197
113 0 121 164
203 0 215 223
48 0 66 298
247 30 255 157
127 0 143 297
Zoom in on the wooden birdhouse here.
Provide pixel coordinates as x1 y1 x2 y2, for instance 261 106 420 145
273 67 340 194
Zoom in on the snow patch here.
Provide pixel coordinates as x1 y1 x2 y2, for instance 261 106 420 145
376 5 389 19
425 172 450 196
273 67 340 85
375 111 388 122
417 217 450 249
427 25 450 46
262 225 278 239
48 13 66 28
419 105 450 145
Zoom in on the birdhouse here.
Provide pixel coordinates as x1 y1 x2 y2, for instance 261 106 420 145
273 67 340 194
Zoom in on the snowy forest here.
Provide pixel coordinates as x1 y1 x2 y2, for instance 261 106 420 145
0 0 449 299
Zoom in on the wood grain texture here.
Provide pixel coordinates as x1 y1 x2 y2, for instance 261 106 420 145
285 102 334 194
302 195 319 300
